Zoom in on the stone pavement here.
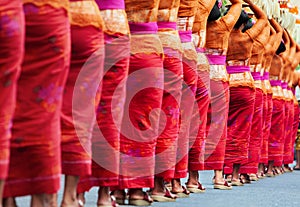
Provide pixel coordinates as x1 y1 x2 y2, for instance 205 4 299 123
16 168 300 207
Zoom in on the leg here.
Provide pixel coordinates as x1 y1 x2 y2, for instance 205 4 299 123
61 175 79 207
97 187 111 206
3 197 17 207
31 194 58 207
214 170 224 184
296 150 300 168
0 180 3 207
187 170 198 186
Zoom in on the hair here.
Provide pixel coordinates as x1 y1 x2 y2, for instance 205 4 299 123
276 41 286 55
208 0 221 21
234 10 250 29
242 19 254 32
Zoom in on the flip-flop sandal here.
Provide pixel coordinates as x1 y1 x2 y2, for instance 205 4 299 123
231 178 244 186
129 192 153 206
293 166 300 170
110 190 126 205
214 181 232 190
151 188 177 202
97 196 119 207
171 186 190 198
165 182 172 191
249 174 259 181
186 182 206 193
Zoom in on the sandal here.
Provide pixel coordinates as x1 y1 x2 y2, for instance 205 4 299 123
249 174 259 181
171 186 190 198
231 178 244 186
265 171 275 177
110 191 126 205
186 182 206 193
97 196 119 207
150 188 177 202
293 166 300 171
240 174 251 184
128 192 153 206
214 181 232 190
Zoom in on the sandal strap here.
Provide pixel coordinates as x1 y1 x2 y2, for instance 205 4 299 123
165 188 177 199
197 182 206 190
143 192 153 203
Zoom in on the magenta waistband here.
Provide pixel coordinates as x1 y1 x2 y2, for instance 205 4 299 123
270 80 282 87
196 48 206 53
262 72 269 80
96 0 125 10
157 22 177 30
251 72 262 80
226 65 250 74
292 88 296 95
179 31 192 43
281 82 288 89
206 54 226 65
129 22 158 34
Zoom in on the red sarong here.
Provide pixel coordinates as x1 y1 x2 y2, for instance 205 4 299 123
174 57 198 178
188 70 210 171
283 100 295 164
292 101 299 158
4 4 70 197
0 0 24 179
118 51 164 189
259 93 272 164
155 49 182 179
205 80 229 170
240 88 264 174
61 26 105 177
268 99 285 166
224 87 255 174
77 36 130 192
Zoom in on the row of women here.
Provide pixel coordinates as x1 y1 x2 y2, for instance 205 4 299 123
1 0 300 206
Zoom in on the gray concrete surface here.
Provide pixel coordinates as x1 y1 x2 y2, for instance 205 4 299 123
15 166 300 207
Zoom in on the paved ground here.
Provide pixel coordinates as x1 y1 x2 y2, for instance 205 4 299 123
15 165 300 207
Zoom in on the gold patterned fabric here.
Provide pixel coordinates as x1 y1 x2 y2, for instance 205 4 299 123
210 65 229 82
254 80 263 91
229 72 255 88
100 9 129 35
296 130 300 151
158 30 182 53
181 41 197 62
263 80 273 94
130 34 163 56
69 0 104 29
23 0 69 12
197 52 209 72
125 0 160 22
272 86 284 100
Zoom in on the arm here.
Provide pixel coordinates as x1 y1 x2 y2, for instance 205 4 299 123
269 18 283 52
244 0 268 39
219 0 243 31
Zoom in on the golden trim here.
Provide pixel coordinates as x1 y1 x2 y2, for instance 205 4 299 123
100 9 129 35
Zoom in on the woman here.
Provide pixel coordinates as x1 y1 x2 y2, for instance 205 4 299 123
239 8 269 183
224 0 267 186
258 18 283 178
77 0 131 206
204 0 242 189
266 34 288 177
60 0 105 206
3 0 70 206
152 0 184 200
111 0 164 205
0 1 24 206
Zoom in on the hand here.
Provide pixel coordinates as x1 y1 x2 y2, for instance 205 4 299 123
229 0 243 3
242 0 252 4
